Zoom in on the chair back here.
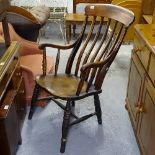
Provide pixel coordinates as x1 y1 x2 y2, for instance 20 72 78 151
65 4 134 94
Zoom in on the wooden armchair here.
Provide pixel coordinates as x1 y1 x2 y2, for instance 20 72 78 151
0 22 54 106
28 4 134 153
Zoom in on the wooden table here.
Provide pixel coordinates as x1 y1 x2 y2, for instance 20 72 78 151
65 13 107 43
69 0 111 42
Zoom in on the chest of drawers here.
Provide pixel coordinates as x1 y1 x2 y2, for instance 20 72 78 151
126 24 155 155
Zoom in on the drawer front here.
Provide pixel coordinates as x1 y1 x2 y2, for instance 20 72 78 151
133 34 150 70
148 53 155 86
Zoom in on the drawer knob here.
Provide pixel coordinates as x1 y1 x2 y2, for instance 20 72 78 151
136 106 144 113
132 48 142 52
16 72 21 76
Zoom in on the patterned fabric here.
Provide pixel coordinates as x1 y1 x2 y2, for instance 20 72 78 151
11 0 68 7
29 5 50 24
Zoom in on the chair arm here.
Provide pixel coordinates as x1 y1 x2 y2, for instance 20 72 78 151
39 41 77 50
80 61 105 73
76 61 106 95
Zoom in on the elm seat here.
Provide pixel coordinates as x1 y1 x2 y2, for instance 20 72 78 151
36 74 88 98
6 5 50 41
28 4 134 153
0 22 54 106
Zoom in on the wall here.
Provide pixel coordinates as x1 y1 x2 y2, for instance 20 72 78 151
11 0 73 13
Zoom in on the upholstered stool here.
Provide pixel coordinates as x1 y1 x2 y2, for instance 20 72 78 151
29 5 50 25
7 5 50 41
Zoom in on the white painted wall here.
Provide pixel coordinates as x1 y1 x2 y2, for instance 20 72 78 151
11 0 73 13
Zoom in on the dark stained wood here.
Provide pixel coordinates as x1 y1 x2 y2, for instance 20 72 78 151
0 90 21 155
60 101 71 153
0 3 26 155
29 4 134 153
0 42 26 155
2 17 10 46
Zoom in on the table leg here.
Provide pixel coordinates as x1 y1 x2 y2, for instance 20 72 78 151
65 21 71 44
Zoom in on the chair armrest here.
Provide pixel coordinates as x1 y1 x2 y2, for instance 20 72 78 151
39 41 78 50
80 61 105 73
76 61 105 95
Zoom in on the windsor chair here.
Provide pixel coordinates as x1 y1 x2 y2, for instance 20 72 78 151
28 4 134 153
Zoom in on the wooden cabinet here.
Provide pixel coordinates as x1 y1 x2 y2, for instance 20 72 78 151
126 52 145 131
137 77 155 155
126 24 155 155
0 42 26 155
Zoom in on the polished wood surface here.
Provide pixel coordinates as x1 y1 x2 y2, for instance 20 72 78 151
73 0 111 13
0 41 26 155
29 4 134 153
142 15 153 24
126 24 155 155
142 0 155 24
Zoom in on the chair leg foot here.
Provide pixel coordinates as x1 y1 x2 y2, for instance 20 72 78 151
28 111 33 120
60 101 71 153
28 84 40 120
60 138 67 153
94 94 102 124
71 101 75 107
